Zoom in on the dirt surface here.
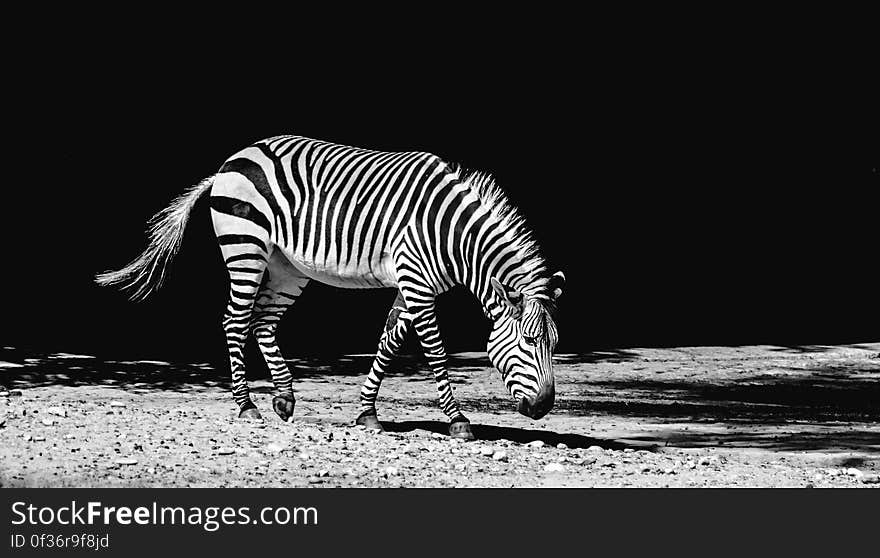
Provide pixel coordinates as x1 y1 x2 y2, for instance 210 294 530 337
2 343 879 488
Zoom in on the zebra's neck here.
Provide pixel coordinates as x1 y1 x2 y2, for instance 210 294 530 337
449 170 550 320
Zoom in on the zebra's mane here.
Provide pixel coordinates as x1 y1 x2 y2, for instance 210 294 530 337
453 166 550 296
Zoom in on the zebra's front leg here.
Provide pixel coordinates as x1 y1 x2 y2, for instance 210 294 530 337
404 296 475 441
357 292 412 431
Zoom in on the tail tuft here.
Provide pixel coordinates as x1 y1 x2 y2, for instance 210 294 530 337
95 176 215 301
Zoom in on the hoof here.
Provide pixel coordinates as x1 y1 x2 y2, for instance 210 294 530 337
272 393 296 421
238 407 263 420
355 411 385 432
238 402 262 420
448 418 475 441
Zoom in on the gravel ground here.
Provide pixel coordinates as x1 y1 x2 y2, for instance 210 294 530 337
1 344 879 487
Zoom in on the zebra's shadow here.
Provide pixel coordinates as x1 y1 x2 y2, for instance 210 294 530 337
381 420 644 451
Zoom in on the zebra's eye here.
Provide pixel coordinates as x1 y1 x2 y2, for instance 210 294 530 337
522 334 539 346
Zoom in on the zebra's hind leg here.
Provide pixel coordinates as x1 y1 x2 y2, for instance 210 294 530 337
221 250 269 420
251 252 310 422
356 291 412 431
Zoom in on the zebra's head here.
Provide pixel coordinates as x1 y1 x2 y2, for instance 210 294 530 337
487 271 565 419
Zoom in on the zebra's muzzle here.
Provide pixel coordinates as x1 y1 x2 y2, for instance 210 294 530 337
517 382 555 420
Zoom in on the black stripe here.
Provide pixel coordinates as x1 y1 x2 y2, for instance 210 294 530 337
300 142 320 256
210 196 272 233
419 177 459 283
334 152 390 264
379 157 440 255
282 140 316 247
353 154 411 265
311 144 344 262
219 157 285 243
217 234 267 252
437 188 468 278
314 144 348 189
253 143 295 246
454 199 484 276
230 278 262 288
343 151 403 264
225 253 267 265
366 156 423 265
320 150 365 264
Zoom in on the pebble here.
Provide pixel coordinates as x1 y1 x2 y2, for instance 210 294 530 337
860 475 879 484
587 445 603 452
543 462 565 473
265 443 285 454
845 468 863 478
480 446 494 457
318 470 330 477
308 477 322 484
556 443 568 450
492 451 508 462
217 447 236 455
527 440 545 449
699 456 712 466
147 468 156 474
431 432 445 439
115 458 138 466
33 435 46 442
385 466 399 476
41 418 54 426
813 473 824 481
47 406 67 417
109 401 126 408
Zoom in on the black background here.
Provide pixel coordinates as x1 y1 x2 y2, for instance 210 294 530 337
3 17 876 370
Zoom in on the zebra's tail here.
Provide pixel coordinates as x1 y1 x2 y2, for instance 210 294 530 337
95 175 215 301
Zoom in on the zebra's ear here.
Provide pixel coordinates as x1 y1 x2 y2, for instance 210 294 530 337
491 277 524 318
549 271 565 301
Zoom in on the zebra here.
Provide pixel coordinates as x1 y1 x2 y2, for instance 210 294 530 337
96 135 565 440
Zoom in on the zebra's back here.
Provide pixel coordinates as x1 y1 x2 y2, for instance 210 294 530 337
211 135 454 289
